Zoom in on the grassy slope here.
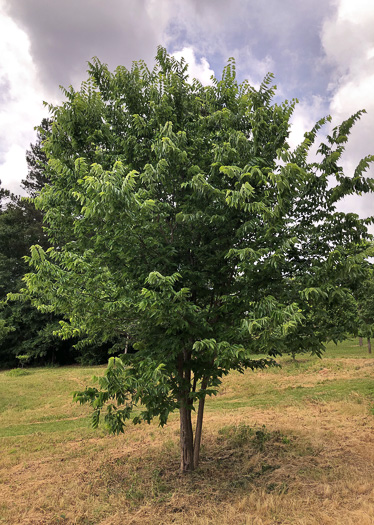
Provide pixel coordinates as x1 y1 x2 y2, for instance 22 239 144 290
0 339 374 524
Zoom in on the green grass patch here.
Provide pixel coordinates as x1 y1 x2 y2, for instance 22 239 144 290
0 416 91 438
5 368 32 377
324 337 372 358
208 376 374 411
1 340 373 441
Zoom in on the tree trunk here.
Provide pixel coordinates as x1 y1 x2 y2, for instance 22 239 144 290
178 350 194 473
179 404 194 472
193 379 207 470
359 337 363 347
124 334 129 354
368 337 372 354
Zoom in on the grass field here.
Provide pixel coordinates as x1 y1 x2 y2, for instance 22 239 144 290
1 338 374 524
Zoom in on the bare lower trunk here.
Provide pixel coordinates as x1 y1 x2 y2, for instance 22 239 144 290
178 350 194 473
359 337 363 347
193 379 207 469
368 337 372 354
180 405 194 472
178 349 208 473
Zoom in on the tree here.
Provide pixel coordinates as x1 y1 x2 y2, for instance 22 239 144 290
20 48 374 471
0 134 61 366
22 118 52 197
0 122 78 367
355 267 374 353
0 121 114 367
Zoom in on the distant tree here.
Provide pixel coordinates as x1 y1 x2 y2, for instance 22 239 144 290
355 267 374 354
0 119 50 300
20 48 374 471
0 181 11 211
0 162 56 366
22 118 52 197
0 122 75 367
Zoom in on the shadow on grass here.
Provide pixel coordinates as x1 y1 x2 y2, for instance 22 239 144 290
93 423 324 512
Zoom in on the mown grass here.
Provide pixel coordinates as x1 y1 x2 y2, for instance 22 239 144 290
1 337 374 524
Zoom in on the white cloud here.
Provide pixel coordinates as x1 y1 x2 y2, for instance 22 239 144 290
230 47 275 90
0 2 48 194
288 95 327 151
172 47 214 85
320 0 374 220
321 0 374 158
0 145 28 194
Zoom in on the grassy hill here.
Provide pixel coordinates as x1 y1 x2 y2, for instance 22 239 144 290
1 339 374 524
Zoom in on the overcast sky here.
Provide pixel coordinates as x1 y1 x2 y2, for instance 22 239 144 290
0 0 373 220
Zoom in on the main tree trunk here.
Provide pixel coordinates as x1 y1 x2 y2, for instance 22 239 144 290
179 404 194 472
177 352 207 473
179 393 207 472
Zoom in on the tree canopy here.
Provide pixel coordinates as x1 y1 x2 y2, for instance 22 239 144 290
19 47 374 471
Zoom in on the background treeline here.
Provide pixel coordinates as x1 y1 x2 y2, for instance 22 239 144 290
0 120 118 368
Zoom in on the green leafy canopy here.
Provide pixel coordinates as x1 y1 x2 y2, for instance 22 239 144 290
16 48 374 463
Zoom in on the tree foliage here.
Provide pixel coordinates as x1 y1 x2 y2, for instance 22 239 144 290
22 118 52 197
19 48 374 471
0 122 78 367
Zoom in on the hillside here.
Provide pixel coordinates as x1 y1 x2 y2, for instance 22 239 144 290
1 339 374 524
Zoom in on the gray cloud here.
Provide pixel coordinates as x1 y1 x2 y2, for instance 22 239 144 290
164 0 335 97
4 0 335 97
3 0 169 96
321 0 374 222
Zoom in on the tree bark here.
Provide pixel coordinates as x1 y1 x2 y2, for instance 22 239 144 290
368 337 372 354
359 337 363 347
124 334 129 354
193 378 207 470
178 350 194 473
179 404 194 472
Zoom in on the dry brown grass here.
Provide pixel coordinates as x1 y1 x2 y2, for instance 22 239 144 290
1 342 374 524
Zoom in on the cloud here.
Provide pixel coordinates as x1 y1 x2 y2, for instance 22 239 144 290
0 145 29 195
164 0 334 95
321 0 374 219
0 0 172 193
0 2 48 194
172 47 214 85
2 0 170 96
288 95 327 151
322 0 374 153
